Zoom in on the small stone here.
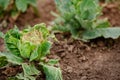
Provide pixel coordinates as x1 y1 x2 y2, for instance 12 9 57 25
64 44 68 49
67 66 73 73
97 41 105 47
80 76 87 80
85 46 91 51
66 76 70 79
57 49 65 53
67 38 74 44
68 45 74 52
80 56 87 62
60 53 66 58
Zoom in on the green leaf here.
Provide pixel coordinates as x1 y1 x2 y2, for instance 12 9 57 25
5 27 20 56
0 56 8 67
19 42 35 58
16 73 28 80
52 25 70 32
26 0 37 7
30 41 51 61
41 41 51 54
47 59 59 65
30 45 39 61
8 77 20 80
16 72 36 80
82 27 120 41
40 26 49 39
95 19 110 28
0 0 10 9
38 41 51 58
80 0 100 20
6 26 20 39
42 64 63 80
0 31 4 38
11 10 20 20
22 63 39 76
15 0 27 12
0 52 23 65
54 0 76 21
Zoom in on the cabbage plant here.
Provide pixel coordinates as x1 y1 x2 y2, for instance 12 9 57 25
53 0 120 41
0 0 37 20
0 23 63 80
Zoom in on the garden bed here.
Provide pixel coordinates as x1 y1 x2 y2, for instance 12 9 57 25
0 0 120 80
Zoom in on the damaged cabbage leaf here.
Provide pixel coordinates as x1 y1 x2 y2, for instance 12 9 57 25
0 23 63 80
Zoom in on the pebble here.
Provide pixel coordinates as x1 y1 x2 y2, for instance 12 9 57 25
66 66 73 73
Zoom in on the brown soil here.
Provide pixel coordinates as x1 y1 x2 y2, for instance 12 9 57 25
0 66 22 80
102 2 120 26
15 0 56 28
0 1 120 80
51 34 120 80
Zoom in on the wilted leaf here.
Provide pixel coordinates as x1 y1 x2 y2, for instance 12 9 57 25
16 72 36 80
34 23 49 39
22 63 39 76
0 52 23 65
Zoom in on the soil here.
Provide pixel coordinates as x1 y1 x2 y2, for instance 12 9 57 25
51 34 120 80
0 0 120 80
101 2 120 26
